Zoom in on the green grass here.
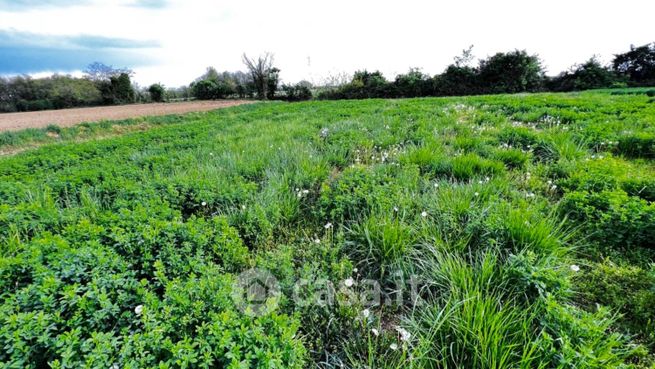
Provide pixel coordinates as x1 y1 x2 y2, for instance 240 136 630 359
1 90 655 368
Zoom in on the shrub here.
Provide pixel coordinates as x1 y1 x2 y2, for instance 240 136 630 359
191 79 234 100
148 83 165 102
281 83 312 102
477 50 545 94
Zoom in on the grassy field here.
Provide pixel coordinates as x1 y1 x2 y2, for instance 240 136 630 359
1 90 655 368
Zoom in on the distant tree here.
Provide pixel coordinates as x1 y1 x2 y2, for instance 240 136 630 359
549 57 619 91
477 50 545 93
84 62 133 82
194 67 220 83
350 70 391 98
394 68 432 97
612 43 655 86
454 45 476 68
48 75 102 108
433 64 480 96
281 83 312 101
0 77 11 112
148 83 166 102
190 79 234 100
98 73 135 104
266 67 280 99
242 52 278 100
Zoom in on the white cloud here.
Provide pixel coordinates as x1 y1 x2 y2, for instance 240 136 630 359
1 0 653 86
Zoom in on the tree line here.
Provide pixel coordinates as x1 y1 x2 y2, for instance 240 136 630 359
318 43 655 99
0 42 653 112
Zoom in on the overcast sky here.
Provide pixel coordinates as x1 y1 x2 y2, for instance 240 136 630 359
1 0 653 87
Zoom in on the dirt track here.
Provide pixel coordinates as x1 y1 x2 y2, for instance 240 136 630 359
0 100 253 132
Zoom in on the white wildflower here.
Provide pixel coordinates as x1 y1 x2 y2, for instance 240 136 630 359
134 305 143 315
362 309 370 318
371 328 380 336
201 201 207 207
344 278 355 287
421 211 428 218
393 206 399 212
390 343 399 351
570 264 580 272
324 222 333 229
396 327 411 342
474 192 480 197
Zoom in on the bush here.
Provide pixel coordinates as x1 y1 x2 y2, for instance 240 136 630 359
548 58 619 92
98 73 135 105
191 79 235 100
477 50 545 94
148 83 165 102
281 83 312 102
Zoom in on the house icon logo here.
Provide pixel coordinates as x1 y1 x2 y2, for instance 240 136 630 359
232 268 281 316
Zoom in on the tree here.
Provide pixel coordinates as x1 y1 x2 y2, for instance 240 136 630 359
98 73 135 105
454 45 476 68
612 43 655 86
549 57 618 92
281 83 312 102
242 52 278 100
478 50 545 93
394 68 432 97
84 62 133 82
148 83 166 102
433 64 479 96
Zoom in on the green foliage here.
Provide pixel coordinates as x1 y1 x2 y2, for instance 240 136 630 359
575 259 655 348
560 190 655 250
148 83 165 102
616 133 655 159
281 83 312 102
2 91 655 367
549 57 619 92
0 74 102 112
478 50 545 93
191 79 234 100
613 42 655 86
98 73 135 105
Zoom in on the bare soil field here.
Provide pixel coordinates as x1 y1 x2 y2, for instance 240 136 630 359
0 100 253 132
